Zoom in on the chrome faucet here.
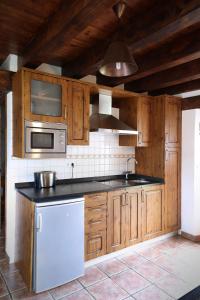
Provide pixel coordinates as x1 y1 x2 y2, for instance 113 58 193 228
124 157 138 179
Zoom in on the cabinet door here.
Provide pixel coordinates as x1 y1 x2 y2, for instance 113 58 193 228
142 185 164 240
165 148 180 232
24 71 67 123
85 231 107 261
137 97 151 147
125 188 142 246
165 97 181 147
107 190 126 253
68 82 90 145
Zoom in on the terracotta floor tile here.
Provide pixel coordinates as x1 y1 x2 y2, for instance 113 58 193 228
11 288 53 299
0 238 5 248
87 278 128 300
4 271 26 292
136 246 163 260
152 254 184 274
0 276 9 297
133 261 169 283
0 295 11 300
155 273 192 299
50 280 83 299
133 284 173 300
78 266 107 287
0 260 18 275
112 269 150 295
119 253 147 268
0 248 7 261
60 289 93 300
98 258 128 276
158 237 187 250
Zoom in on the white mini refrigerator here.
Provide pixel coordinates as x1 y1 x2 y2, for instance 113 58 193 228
33 198 84 293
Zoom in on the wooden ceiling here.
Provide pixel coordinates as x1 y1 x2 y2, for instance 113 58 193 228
0 0 200 97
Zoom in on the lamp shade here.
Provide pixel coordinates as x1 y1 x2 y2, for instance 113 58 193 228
99 40 138 77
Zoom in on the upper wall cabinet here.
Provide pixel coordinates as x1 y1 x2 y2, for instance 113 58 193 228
67 81 90 145
23 70 68 124
119 96 151 147
165 96 181 148
12 69 91 156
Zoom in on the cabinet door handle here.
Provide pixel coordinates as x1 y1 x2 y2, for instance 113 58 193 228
125 192 129 205
141 190 145 203
88 207 104 212
165 132 168 143
64 105 67 120
165 150 169 161
88 220 102 225
36 213 43 233
138 132 142 144
121 194 126 206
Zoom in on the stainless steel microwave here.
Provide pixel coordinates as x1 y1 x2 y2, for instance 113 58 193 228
25 120 67 158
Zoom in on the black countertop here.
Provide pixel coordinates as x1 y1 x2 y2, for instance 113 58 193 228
15 174 164 203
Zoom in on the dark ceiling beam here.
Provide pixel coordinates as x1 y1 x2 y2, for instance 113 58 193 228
125 58 200 92
20 0 118 67
149 79 200 96
0 70 12 96
62 4 200 78
182 95 200 110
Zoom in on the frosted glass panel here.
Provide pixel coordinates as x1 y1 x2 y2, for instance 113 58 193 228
31 80 62 116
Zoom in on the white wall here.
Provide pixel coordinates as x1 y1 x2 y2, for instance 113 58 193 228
181 109 200 236
6 92 135 263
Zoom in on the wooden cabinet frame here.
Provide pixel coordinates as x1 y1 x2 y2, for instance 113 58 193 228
107 185 164 253
24 70 68 124
141 185 165 240
67 81 90 145
119 96 151 147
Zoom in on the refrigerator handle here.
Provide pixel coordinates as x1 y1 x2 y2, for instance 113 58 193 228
36 213 43 233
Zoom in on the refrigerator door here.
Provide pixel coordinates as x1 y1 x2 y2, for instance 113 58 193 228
33 200 84 293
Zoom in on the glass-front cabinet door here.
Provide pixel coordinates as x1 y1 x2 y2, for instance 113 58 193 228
24 70 67 123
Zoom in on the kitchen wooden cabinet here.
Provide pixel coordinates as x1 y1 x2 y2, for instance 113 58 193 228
137 97 151 146
85 193 107 260
67 81 90 145
107 190 127 253
165 96 181 148
125 187 142 246
107 185 164 253
15 193 34 290
135 95 181 234
165 148 181 232
24 69 67 123
119 96 151 147
141 185 165 240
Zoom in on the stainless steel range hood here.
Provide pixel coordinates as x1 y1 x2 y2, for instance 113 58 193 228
90 92 138 135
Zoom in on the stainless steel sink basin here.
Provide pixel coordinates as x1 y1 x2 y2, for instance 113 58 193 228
99 178 151 188
128 179 150 183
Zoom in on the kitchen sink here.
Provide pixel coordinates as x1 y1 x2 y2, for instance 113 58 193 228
128 179 150 184
100 178 151 188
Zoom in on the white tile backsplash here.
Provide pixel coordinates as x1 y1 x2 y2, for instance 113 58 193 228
8 133 135 183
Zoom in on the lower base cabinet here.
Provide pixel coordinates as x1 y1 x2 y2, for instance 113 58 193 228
107 190 127 253
84 184 171 260
126 187 142 247
84 193 107 261
165 147 180 232
106 184 165 254
142 185 165 240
